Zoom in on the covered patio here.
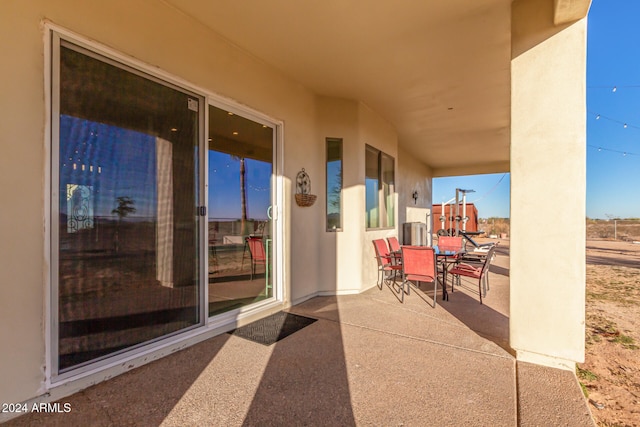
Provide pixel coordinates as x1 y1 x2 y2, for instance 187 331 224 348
1 0 591 418
6 243 594 426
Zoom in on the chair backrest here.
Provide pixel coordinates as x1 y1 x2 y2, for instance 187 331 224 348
246 237 266 261
460 231 497 252
372 239 392 267
480 245 497 276
387 236 401 253
438 236 463 253
401 245 436 281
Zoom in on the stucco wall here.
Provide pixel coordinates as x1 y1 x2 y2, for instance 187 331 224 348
315 97 360 295
358 104 401 291
510 0 587 368
0 0 313 405
0 0 412 406
398 146 433 244
314 98 402 295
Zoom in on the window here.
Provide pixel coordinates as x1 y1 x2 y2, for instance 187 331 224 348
326 138 342 231
365 145 395 228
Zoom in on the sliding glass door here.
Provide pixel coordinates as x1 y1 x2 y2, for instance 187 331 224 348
52 33 279 376
207 105 275 316
53 39 203 373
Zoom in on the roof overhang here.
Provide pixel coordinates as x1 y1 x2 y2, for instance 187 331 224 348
554 0 591 25
164 0 590 176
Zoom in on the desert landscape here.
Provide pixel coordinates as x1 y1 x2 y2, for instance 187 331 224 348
580 235 640 427
479 218 640 426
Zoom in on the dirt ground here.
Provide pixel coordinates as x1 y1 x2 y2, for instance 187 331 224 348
579 239 640 427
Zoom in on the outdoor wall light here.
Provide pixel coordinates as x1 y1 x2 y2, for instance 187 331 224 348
412 191 418 204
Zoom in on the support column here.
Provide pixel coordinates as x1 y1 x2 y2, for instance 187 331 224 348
510 0 588 369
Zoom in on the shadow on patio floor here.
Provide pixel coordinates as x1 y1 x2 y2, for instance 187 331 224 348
6 240 593 426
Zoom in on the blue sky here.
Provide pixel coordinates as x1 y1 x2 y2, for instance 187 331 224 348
434 0 640 220
586 0 640 219
60 115 158 219
208 151 272 220
60 115 275 221
432 173 510 219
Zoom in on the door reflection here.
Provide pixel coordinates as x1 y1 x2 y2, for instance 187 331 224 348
207 105 274 316
57 42 202 371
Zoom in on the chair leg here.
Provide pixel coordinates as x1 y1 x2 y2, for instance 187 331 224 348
241 241 248 270
432 279 438 308
483 275 487 296
450 271 459 293
383 270 392 287
397 276 415 303
378 268 394 289
449 273 456 294
391 269 402 288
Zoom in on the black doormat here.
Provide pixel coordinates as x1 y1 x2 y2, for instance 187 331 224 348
228 312 317 346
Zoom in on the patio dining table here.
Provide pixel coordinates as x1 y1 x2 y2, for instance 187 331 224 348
395 245 463 302
433 246 465 301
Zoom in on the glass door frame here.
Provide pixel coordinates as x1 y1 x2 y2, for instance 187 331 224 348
49 28 207 382
46 24 284 386
203 97 283 324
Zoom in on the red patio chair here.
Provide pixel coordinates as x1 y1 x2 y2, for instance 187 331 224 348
436 235 465 292
448 245 496 304
387 236 401 253
386 236 402 265
372 239 402 289
437 236 464 253
245 236 266 280
400 245 439 307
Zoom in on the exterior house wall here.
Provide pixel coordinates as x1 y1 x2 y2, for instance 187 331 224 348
397 147 433 245
315 98 403 295
510 0 587 369
308 103 440 292
0 0 589 413
358 103 401 290
0 0 407 408
315 97 362 296
1 0 319 406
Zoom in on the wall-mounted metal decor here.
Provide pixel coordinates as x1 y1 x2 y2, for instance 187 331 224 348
295 168 317 207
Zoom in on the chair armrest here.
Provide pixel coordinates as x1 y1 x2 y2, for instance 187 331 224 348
452 262 481 272
459 254 485 263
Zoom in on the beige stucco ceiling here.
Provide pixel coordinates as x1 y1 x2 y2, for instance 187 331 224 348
164 0 514 175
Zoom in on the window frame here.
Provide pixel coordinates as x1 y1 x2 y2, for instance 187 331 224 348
326 138 343 232
365 144 396 230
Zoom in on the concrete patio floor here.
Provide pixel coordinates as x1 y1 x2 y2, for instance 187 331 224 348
6 244 595 426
